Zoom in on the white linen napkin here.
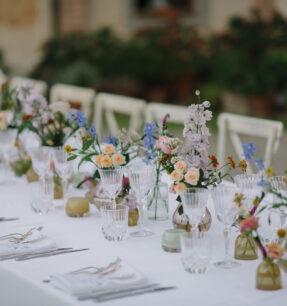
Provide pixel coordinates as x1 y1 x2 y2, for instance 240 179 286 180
0 229 56 257
50 259 147 296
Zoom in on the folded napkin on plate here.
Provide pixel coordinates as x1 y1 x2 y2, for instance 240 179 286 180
0 228 56 257
50 259 147 297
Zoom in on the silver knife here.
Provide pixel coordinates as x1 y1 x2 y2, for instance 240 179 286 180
0 248 73 261
0 218 19 222
16 248 89 261
94 286 176 303
77 283 160 301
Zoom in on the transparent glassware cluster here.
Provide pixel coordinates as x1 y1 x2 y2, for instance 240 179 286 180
101 204 128 241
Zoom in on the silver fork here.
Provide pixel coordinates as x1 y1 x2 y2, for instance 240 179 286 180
0 226 43 241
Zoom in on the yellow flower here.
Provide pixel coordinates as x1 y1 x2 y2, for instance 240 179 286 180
103 144 115 155
266 167 273 177
112 153 126 166
64 145 72 155
184 168 199 186
170 170 183 182
14 141 19 147
100 155 112 168
175 183 187 194
174 160 186 172
166 170 170 175
277 228 286 238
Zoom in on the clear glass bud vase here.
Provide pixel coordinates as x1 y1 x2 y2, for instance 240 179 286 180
147 182 169 221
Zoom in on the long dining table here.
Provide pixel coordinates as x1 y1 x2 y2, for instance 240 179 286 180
0 175 286 306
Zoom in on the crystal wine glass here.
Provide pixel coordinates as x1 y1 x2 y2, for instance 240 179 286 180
53 146 74 199
211 185 240 269
269 176 287 226
234 174 262 211
29 147 52 181
98 167 123 207
180 188 209 234
128 164 156 237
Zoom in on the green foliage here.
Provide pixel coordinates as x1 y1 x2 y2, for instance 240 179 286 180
208 11 287 96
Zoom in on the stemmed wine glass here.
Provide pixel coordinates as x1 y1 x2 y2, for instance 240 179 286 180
269 176 287 227
98 167 123 207
234 174 262 211
128 164 156 237
211 185 240 269
28 147 52 182
53 146 74 199
180 188 209 234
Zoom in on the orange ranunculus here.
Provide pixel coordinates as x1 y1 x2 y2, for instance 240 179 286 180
239 160 247 173
209 155 219 169
267 243 284 259
227 156 235 169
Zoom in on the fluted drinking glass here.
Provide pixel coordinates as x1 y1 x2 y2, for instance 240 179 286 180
128 164 156 237
211 185 240 269
180 188 209 233
98 168 123 207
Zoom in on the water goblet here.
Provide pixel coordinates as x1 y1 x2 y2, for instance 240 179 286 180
234 174 263 211
101 204 129 241
180 188 209 234
180 231 212 274
52 146 74 199
211 185 240 269
98 167 123 207
128 164 156 237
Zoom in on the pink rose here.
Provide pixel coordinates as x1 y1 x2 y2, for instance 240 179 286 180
155 136 170 154
239 216 259 232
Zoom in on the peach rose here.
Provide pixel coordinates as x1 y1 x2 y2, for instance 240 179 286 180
112 153 126 166
174 160 186 172
267 243 284 259
239 216 259 232
100 155 112 168
95 154 103 167
171 170 183 182
184 168 199 186
103 144 115 155
175 183 187 194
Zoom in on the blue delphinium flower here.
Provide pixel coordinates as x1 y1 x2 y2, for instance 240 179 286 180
88 124 97 137
243 142 257 162
144 122 157 135
257 179 268 188
103 136 117 146
75 111 87 127
144 135 155 150
68 112 75 124
254 158 264 171
143 150 157 165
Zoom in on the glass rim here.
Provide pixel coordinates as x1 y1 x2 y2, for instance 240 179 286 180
97 166 123 171
101 204 128 211
180 187 209 194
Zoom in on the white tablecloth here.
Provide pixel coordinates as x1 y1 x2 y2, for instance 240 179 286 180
0 177 286 306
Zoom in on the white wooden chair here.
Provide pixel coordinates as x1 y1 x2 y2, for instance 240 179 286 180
10 76 48 96
94 93 146 138
145 102 188 125
217 113 284 173
50 84 96 119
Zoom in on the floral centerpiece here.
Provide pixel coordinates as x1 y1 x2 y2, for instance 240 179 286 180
143 91 246 228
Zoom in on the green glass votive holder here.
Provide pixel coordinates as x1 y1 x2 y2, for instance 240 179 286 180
234 234 258 260
162 229 185 253
256 259 281 291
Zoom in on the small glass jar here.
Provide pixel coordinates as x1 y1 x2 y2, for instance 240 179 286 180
128 208 139 226
147 182 169 221
256 259 281 290
234 234 258 260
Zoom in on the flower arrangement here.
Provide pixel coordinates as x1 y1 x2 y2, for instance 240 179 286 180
17 85 78 147
65 114 141 180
